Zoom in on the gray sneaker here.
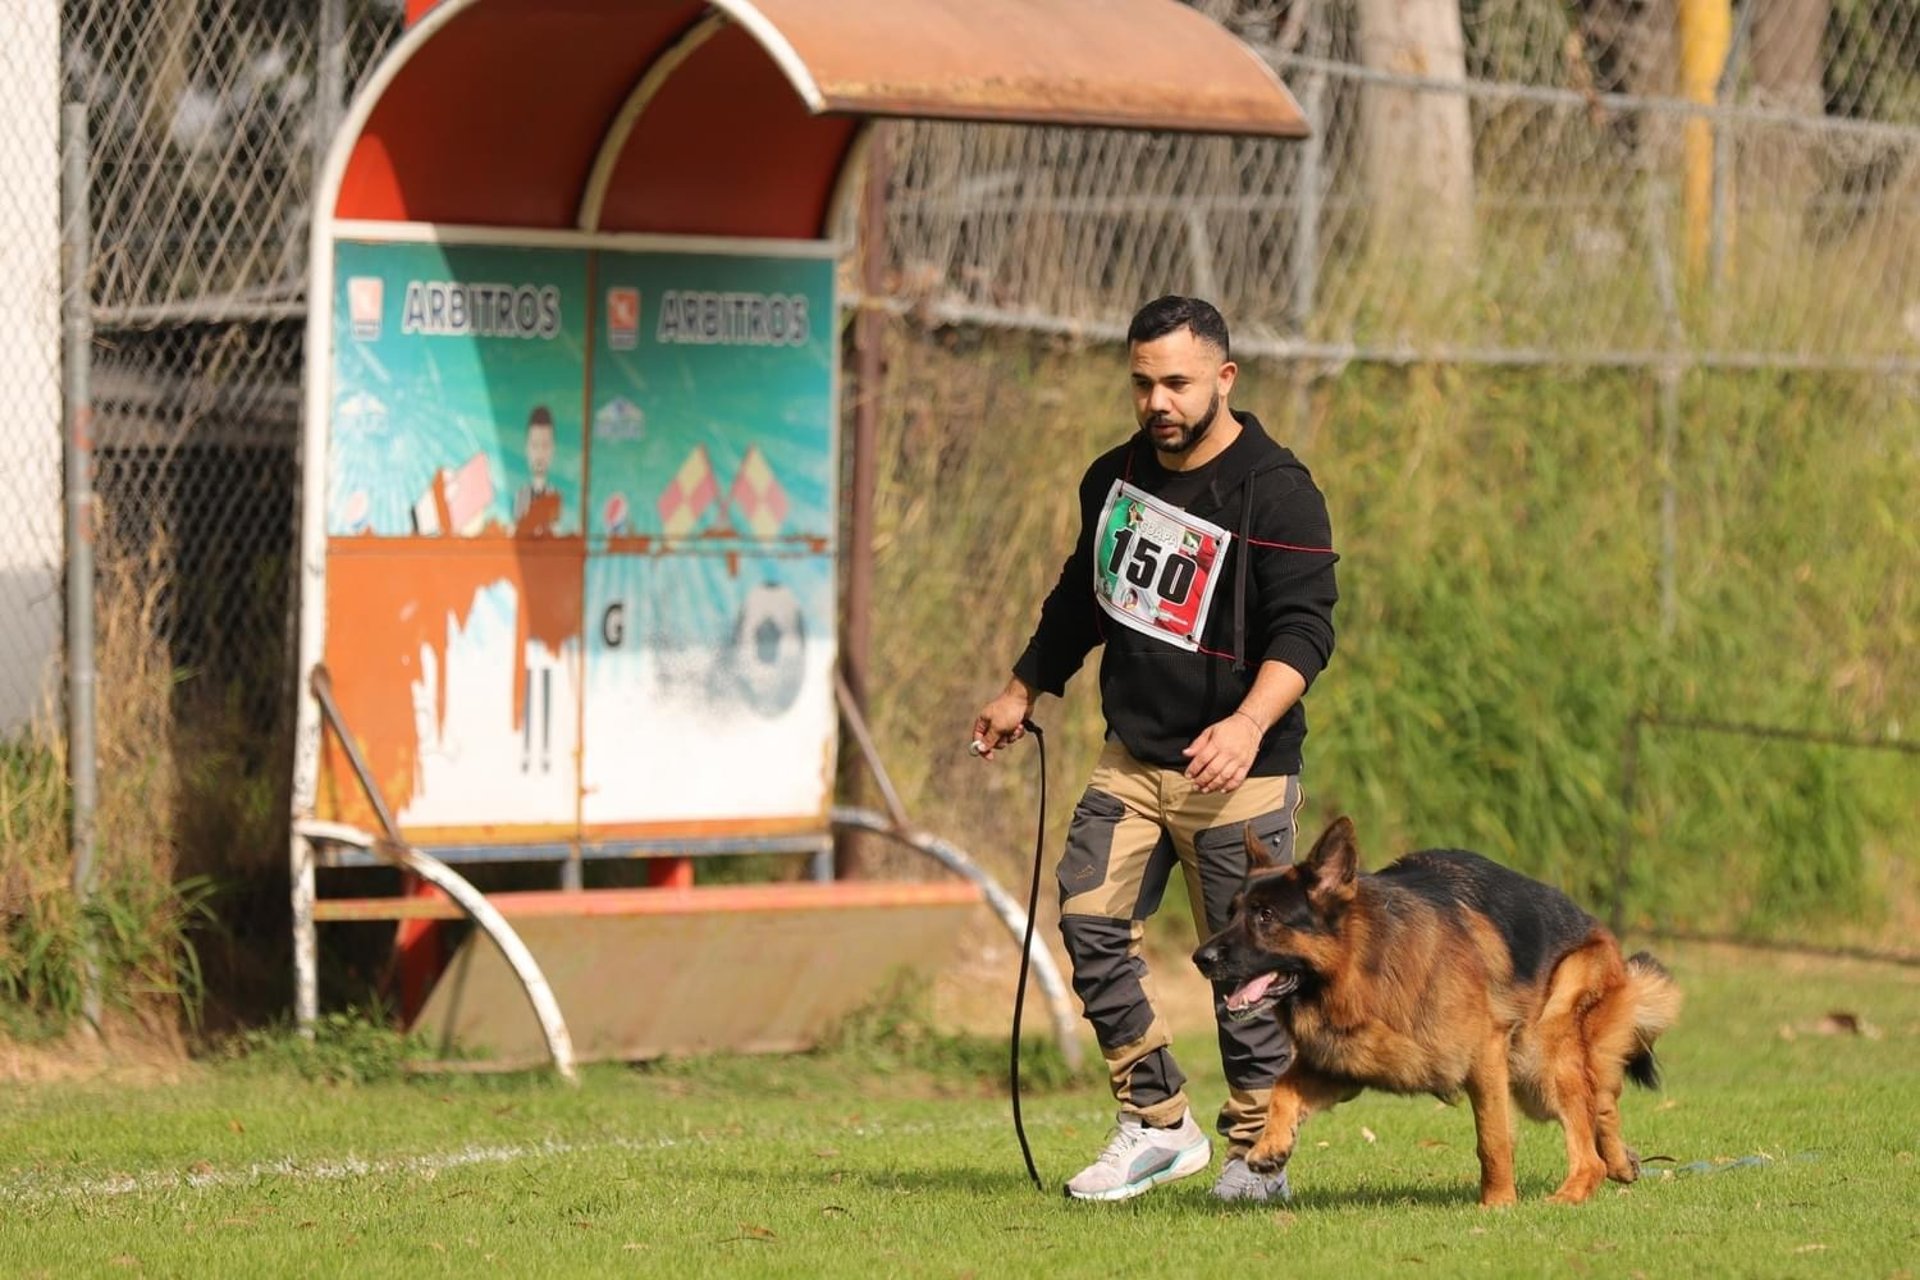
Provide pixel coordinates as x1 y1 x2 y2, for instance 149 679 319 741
1063 1112 1212 1202
1212 1155 1292 1203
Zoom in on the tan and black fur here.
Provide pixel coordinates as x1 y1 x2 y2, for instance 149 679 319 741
1192 816 1681 1206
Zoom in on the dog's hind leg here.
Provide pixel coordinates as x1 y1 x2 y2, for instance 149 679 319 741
1465 1029 1519 1207
1246 1066 1351 1177
1540 944 1620 1205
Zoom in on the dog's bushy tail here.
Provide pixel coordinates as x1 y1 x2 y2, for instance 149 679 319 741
1622 951 1682 1089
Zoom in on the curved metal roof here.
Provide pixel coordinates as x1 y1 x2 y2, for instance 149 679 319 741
336 0 1306 233
711 0 1307 136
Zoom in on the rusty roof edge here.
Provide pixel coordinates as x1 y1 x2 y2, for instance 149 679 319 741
1230 20 1313 137
814 93 1310 139
711 0 1309 141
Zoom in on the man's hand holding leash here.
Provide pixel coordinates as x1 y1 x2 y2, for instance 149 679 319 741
971 677 1035 761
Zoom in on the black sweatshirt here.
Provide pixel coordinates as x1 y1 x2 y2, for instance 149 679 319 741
1012 411 1338 776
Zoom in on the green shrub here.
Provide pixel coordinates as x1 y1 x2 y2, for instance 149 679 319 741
222 1008 431 1085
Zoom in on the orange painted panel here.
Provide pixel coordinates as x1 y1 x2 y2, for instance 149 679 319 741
318 537 585 836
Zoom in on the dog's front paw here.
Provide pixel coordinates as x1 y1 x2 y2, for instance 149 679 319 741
1245 1140 1292 1176
1606 1147 1641 1185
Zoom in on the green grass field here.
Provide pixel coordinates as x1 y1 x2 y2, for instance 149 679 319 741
2 941 1914 1278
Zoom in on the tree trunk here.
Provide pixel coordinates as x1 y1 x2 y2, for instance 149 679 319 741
1355 0 1477 286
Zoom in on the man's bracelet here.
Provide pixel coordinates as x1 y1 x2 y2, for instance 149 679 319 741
1232 709 1263 734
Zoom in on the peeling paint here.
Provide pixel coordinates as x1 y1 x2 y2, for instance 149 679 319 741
320 537 583 831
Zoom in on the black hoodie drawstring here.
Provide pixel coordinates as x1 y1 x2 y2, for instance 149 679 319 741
1233 472 1255 674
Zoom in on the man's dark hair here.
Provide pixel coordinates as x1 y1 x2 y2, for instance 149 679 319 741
1127 295 1230 357
527 405 554 431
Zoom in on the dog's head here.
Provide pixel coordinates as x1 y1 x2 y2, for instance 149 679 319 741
1191 815 1361 1021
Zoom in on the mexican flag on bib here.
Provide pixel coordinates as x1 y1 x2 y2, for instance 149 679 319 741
1093 479 1231 652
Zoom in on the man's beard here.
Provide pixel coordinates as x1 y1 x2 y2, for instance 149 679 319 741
1144 392 1221 455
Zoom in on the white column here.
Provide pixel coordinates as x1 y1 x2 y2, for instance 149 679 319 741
0 0 64 736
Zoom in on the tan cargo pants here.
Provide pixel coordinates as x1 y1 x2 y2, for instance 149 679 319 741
1056 739 1302 1155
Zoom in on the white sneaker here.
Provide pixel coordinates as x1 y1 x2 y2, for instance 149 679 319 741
1063 1112 1212 1202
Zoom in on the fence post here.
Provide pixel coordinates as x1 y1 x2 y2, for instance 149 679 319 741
1656 367 1683 640
1678 0 1732 282
837 123 892 881
61 100 100 1029
1184 207 1221 306
1610 711 1644 937
1643 180 1685 642
1287 1 1327 435
317 0 347 171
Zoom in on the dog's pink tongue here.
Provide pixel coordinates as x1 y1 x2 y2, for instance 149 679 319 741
1225 972 1278 1012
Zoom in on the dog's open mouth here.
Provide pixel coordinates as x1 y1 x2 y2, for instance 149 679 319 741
1223 971 1297 1021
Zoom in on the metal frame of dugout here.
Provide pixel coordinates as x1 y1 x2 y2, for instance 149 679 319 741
291 0 1307 1077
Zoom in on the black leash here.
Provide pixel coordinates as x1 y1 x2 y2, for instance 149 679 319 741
1009 717 1046 1191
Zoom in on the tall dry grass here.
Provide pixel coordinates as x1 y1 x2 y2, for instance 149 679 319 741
0 530 214 1038
859 322 1918 953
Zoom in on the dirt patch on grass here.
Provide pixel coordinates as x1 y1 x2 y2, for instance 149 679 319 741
0 1011 194 1087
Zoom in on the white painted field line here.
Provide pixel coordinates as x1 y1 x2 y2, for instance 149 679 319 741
0 1113 1054 1207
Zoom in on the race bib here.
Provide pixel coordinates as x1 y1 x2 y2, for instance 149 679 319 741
1093 480 1231 652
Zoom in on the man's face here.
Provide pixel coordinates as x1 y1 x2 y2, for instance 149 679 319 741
527 425 555 482
1129 329 1236 456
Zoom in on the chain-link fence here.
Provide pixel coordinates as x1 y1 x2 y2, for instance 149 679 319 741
41 0 402 765
0 0 1911 940
7 0 1907 746
885 0 1920 370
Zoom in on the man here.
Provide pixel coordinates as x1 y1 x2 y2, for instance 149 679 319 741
971 296 1337 1203
513 405 561 772
513 405 561 537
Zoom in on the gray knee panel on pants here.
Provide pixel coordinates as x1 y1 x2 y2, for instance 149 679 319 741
1057 914 1185 1112
1057 914 1155 1049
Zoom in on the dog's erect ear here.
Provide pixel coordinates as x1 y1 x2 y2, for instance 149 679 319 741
1242 821 1276 872
1302 815 1359 902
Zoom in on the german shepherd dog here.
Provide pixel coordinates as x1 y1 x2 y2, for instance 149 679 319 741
1192 816 1681 1206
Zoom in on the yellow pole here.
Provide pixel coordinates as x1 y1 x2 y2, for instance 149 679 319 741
1679 0 1732 282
